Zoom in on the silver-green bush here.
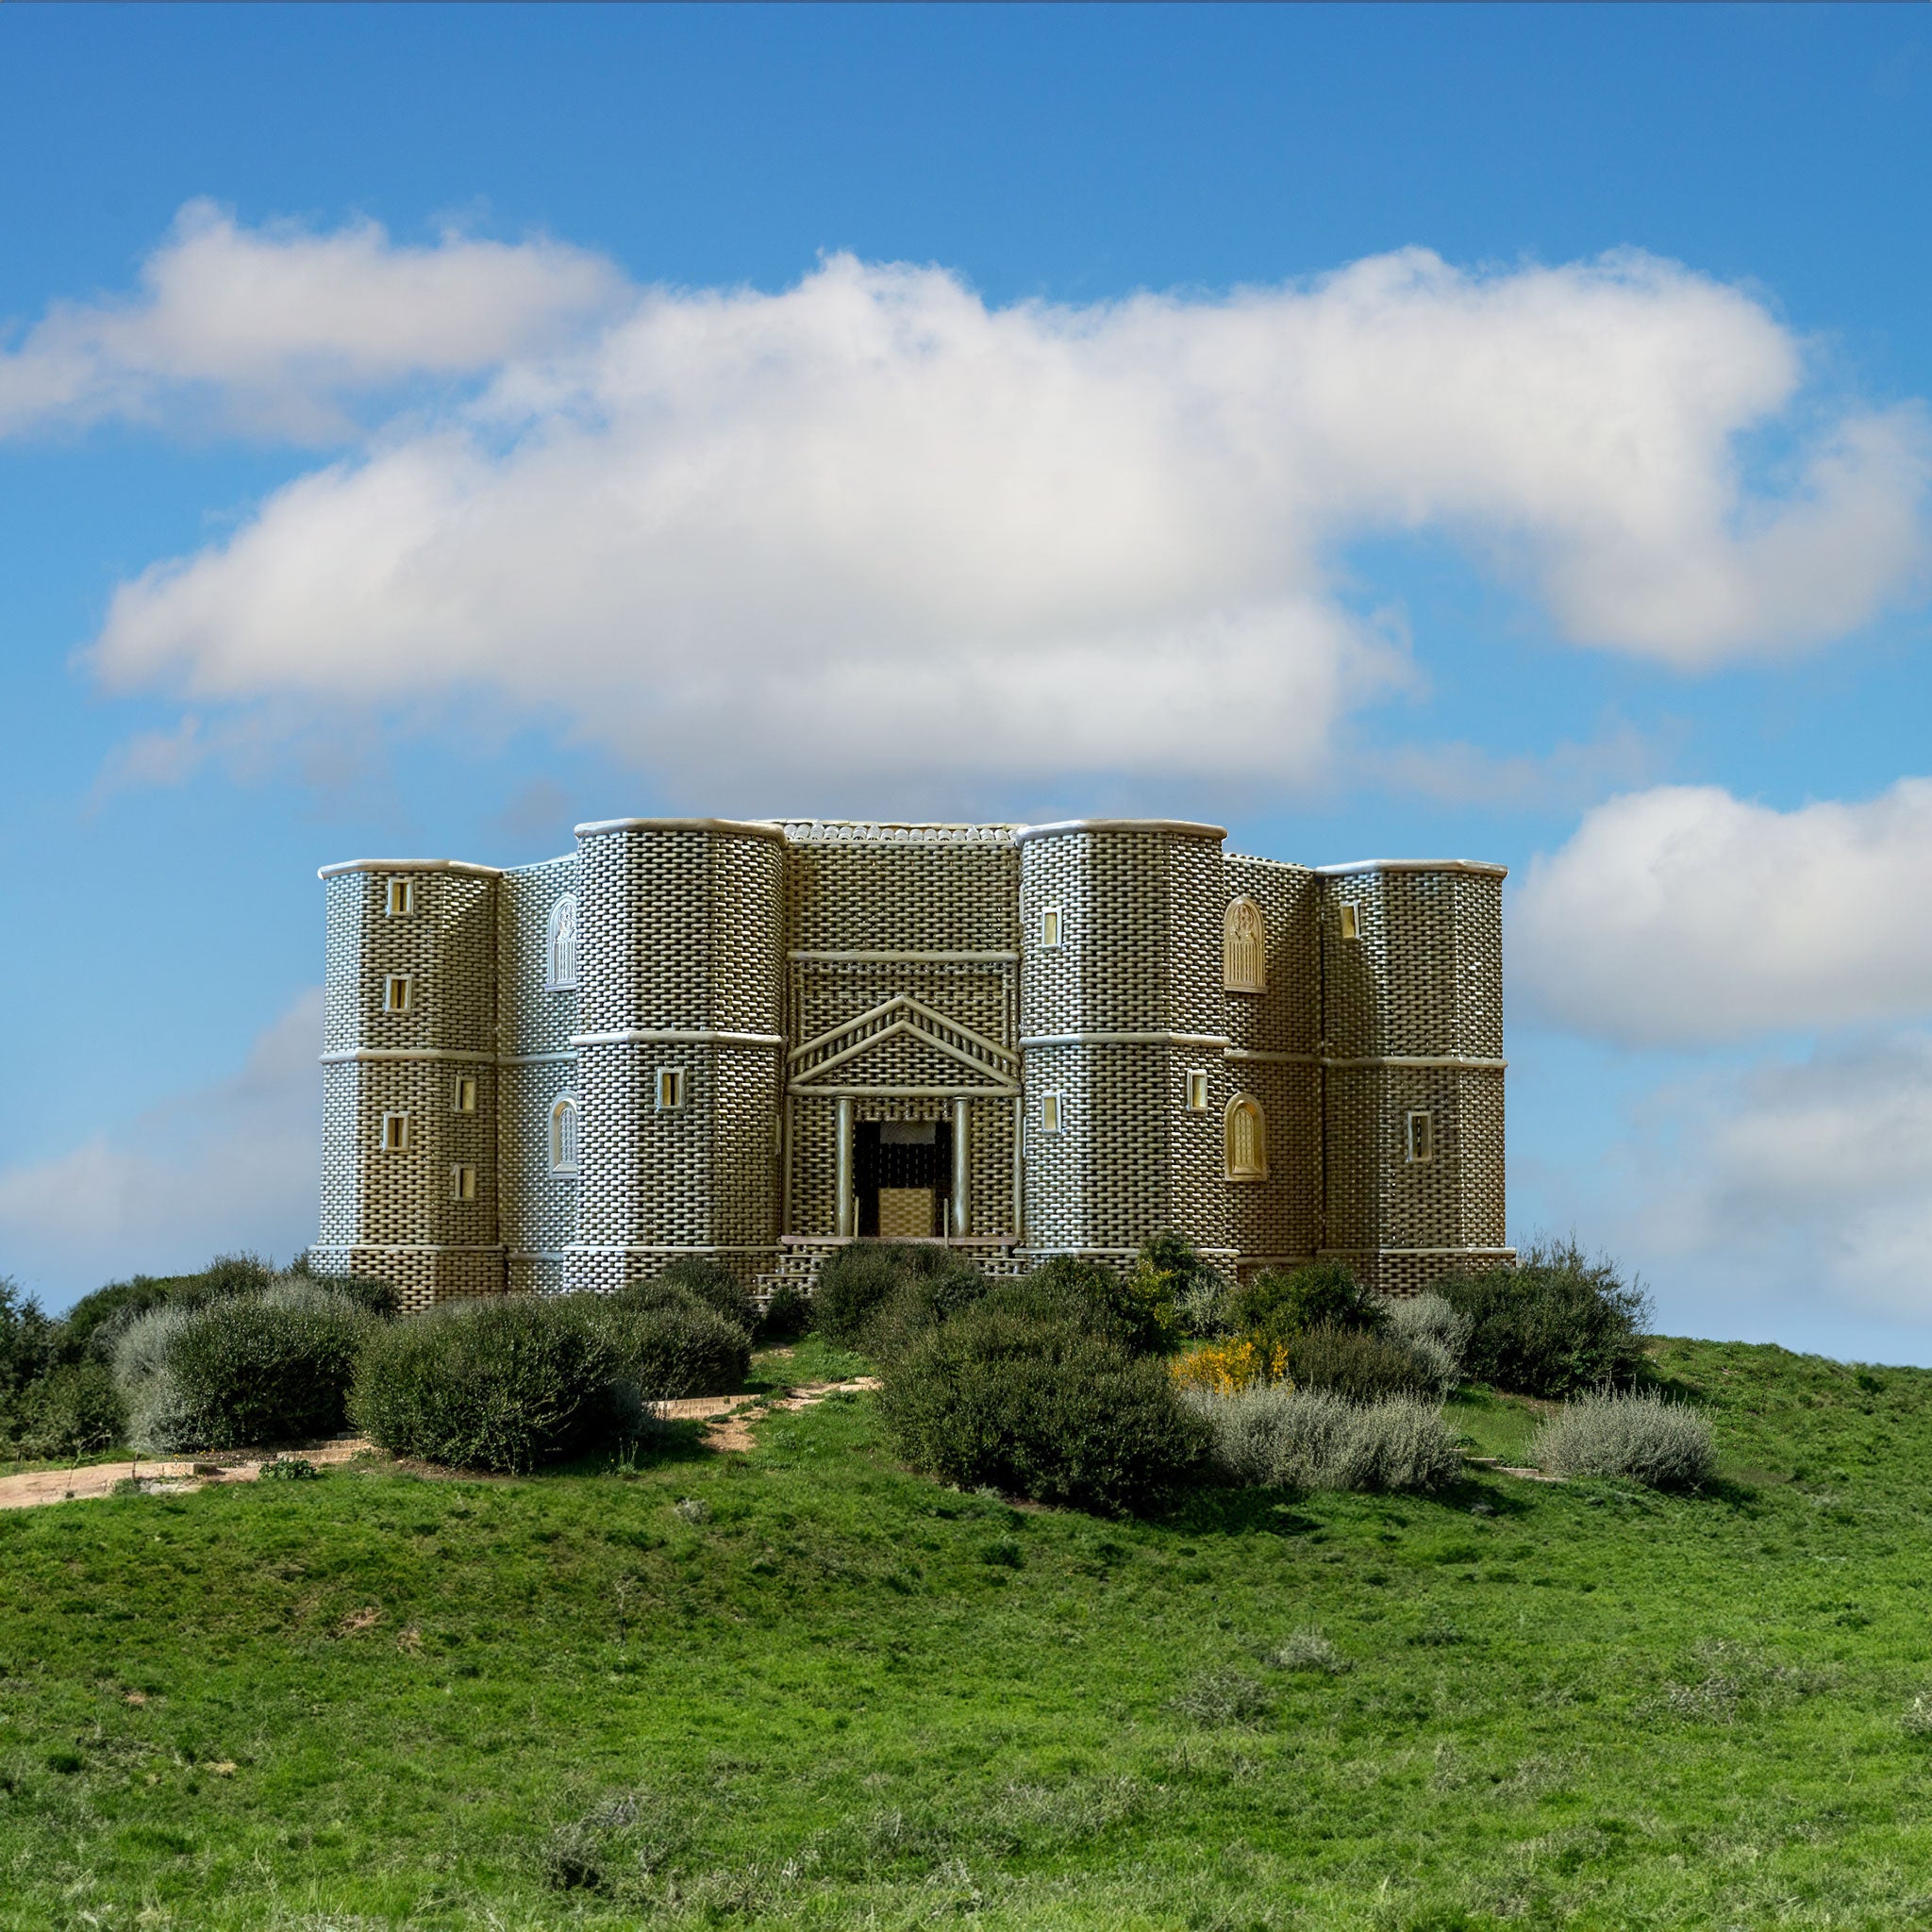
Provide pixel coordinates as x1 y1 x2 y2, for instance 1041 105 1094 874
1181 1383 1461 1492
1380 1292 1473 1396
1531 1389 1716 1490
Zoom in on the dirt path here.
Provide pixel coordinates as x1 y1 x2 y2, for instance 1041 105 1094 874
0 1378 883 1509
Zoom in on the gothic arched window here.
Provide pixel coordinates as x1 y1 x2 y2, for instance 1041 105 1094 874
546 894 579 991
1224 1093 1268 1181
549 1095 580 1175
1224 897 1266 993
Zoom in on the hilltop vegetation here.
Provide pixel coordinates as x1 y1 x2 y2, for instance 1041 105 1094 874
3 1332 1932 1929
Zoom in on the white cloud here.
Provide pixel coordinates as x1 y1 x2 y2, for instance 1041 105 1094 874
1515 779 1932 1046
0 991 322 1307
1584 1032 1932 1347
0 199 623 440
39 235 1930 793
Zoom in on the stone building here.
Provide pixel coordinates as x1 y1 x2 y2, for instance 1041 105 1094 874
312 817 1510 1312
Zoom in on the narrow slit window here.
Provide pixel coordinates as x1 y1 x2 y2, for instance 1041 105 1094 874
549 1096 580 1174
385 877 415 916
380 1112 408 1153
1406 1110 1434 1164
1041 1091 1062 1135
656 1067 687 1112
452 1074 477 1115
383 974 412 1013
1185 1070 1210 1112
450 1164 477 1203
1338 903 1360 942
1041 905 1062 950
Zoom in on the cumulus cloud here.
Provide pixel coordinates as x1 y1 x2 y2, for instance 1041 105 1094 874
1583 1032 1932 1345
35 232 1929 793
0 991 322 1307
0 200 623 440
1515 779 1932 1046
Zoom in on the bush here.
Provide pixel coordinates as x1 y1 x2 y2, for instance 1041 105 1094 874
288 1257 399 1319
117 1284 371 1453
350 1297 622 1474
1227 1260 1384 1339
1442 1237 1652 1397
1182 1383 1461 1492
1274 1323 1436 1401
1170 1336 1289 1395
593 1297 750 1400
865 1264 995 1364
1380 1291 1473 1397
1135 1231 1227 1339
982 1256 1175 1357
70 1251 305 1363
812 1241 946 1349
643 1257 756 1333
1532 1389 1717 1490
877 1309 1209 1515
755 1283 812 1346
13 1362 125 1458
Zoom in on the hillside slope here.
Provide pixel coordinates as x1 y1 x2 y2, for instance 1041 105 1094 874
2 1336 1929 1929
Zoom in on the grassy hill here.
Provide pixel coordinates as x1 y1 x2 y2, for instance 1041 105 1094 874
2 1335 1930 1929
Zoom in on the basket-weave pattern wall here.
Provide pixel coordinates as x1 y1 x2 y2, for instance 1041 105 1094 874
315 822 1508 1307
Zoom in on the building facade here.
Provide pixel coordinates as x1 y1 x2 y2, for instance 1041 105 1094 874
312 817 1511 1312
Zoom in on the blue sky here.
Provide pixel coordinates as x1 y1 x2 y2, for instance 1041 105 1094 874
3 4 1930 1358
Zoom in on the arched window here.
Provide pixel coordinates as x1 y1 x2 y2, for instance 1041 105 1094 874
1224 1093 1267 1181
549 1095 580 1175
1224 897 1266 993
546 893 579 991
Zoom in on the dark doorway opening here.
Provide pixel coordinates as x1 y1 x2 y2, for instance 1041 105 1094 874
855 1118 953 1239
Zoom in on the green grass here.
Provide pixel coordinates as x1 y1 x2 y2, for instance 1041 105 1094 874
4 1335 1932 1928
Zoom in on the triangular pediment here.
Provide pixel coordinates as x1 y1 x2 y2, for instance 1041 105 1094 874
790 994 1017 1093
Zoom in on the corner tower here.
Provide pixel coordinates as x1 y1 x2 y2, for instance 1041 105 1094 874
1016 820 1232 1265
1317 860 1511 1296
314 859 507 1312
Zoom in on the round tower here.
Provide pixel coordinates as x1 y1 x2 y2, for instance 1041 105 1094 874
1015 820 1231 1267
566 819 785 1294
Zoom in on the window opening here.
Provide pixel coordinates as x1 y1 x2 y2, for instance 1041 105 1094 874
1406 1110 1435 1164
452 1074 477 1115
380 1112 408 1153
1041 1091 1063 1135
1224 1094 1267 1180
383 974 412 1013
1185 1070 1210 1112
385 877 415 916
1338 903 1360 942
1223 897 1266 992
1041 905 1063 950
656 1067 687 1112
549 1096 580 1174
546 893 579 991
450 1164 477 1203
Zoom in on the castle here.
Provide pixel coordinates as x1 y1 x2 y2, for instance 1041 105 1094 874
313 818 1511 1313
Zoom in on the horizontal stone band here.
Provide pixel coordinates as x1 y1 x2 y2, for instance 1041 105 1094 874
1021 1032 1231 1049
571 1029 784 1049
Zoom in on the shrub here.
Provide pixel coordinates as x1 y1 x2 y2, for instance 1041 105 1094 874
594 1297 750 1400
1532 1389 1717 1490
755 1283 811 1345
351 1297 623 1474
1135 1231 1227 1339
981 1256 1174 1357
1441 1237 1652 1397
1270 1629 1351 1674
1170 1336 1290 1396
866 1265 995 1364
877 1309 1209 1515
812 1241 943 1348
645 1257 756 1333
1380 1291 1473 1397
1170 1668 1272 1727
13 1362 125 1458
118 1284 371 1454
1274 1323 1436 1401
1226 1260 1384 1339
0 1276 60 1404
1182 1383 1461 1492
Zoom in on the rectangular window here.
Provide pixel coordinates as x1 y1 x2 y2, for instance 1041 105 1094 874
1041 1091 1063 1135
383 974 412 1013
385 877 415 916
450 1164 477 1203
1339 903 1360 942
380 1112 408 1153
1185 1070 1210 1112
656 1067 687 1111
1406 1110 1434 1164
1041 905 1062 949
452 1074 477 1115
